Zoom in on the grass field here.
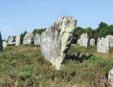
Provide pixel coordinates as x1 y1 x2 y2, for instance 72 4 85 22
0 45 112 87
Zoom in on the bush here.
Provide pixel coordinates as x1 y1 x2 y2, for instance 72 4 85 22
20 31 27 44
99 25 113 37
33 28 46 35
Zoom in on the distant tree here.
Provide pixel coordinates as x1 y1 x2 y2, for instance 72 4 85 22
72 22 113 44
84 27 94 39
92 30 99 40
72 27 85 44
20 31 27 44
97 22 108 37
33 28 46 35
97 22 108 32
73 27 85 39
99 25 113 37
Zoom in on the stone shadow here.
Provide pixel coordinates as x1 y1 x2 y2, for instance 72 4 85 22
65 52 94 63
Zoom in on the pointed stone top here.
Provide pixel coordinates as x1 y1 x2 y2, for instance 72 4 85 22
55 16 77 26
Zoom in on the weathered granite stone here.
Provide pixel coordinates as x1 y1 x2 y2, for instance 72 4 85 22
33 33 40 45
40 16 77 70
3 41 7 48
78 33 89 48
97 37 109 53
23 32 33 45
90 38 95 46
7 35 14 45
15 35 20 46
0 33 3 50
106 35 113 48
108 68 113 87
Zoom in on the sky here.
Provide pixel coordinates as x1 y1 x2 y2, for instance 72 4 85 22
0 0 113 39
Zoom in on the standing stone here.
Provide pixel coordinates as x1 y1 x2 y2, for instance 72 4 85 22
78 33 89 48
0 33 3 50
40 16 77 70
3 41 7 48
90 38 95 46
7 35 14 45
23 32 33 45
77 39 81 45
108 68 113 87
33 33 41 45
15 35 20 46
106 35 113 48
97 37 109 53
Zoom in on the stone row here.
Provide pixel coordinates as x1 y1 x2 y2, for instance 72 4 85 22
3 33 41 48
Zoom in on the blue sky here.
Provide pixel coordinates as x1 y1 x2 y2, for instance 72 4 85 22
0 0 113 39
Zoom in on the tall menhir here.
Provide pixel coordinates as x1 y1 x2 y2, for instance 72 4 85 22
40 16 77 70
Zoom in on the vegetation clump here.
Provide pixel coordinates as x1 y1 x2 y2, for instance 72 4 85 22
0 45 112 87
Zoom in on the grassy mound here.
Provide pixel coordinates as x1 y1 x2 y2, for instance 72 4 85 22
0 45 112 87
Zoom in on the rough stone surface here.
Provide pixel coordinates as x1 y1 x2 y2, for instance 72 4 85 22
108 68 113 87
90 38 95 46
106 35 113 48
78 33 89 48
7 35 14 45
15 35 20 46
97 37 109 53
23 33 33 45
3 41 7 48
40 16 77 70
33 33 41 45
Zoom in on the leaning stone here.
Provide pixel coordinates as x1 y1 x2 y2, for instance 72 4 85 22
33 33 41 45
97 37 109 53
7 35 14 45
15 35 20 46
23 32 33 45
106 35 113 48
40 16 77 70
90 38 95 46
108 68 113 87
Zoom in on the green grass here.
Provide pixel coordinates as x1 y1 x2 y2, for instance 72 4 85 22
0 45 112 87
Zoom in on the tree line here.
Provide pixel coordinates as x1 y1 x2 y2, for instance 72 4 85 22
73 22 113 40
20 28 46 44
20 22 113 44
